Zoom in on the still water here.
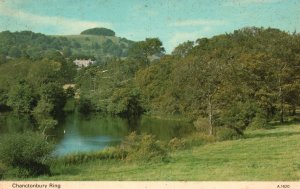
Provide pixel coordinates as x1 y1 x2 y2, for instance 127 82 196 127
0 112 194 156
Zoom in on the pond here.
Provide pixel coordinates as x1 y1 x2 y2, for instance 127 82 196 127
0 112 195 156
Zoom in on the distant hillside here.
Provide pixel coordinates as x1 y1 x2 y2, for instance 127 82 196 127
80 28 115 36
59 34 134 61
0 30 135 63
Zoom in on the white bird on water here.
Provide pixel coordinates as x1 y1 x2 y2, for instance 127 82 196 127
64 130 66 134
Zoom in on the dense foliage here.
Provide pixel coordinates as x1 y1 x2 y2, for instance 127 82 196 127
80 28 116 36
0 58 71 114
75 38 165 117
0 55 73 141
76 27 300 135
1 27 299 136
0 132 53 177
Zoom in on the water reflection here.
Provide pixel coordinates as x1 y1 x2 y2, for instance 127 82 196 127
51 113 126 156
0 112 195 156
0 113 36 133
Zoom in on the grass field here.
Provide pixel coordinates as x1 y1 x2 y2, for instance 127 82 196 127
31 123 300 181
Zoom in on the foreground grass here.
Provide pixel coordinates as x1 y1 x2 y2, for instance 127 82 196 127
33 123 300 181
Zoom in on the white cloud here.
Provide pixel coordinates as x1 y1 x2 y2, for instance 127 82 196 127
202 26 213 33
167 19 227 52
0 3 113 34
166 23 221 53
167 32 201 53
170 19 227 27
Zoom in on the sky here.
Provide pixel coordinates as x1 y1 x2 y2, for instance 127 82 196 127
0 0 299 53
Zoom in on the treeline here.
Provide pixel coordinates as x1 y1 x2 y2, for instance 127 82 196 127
0 27 299 136
0 30 133 63
76 27 300 135
0 31 72 61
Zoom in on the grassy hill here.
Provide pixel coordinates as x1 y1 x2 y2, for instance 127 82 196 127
32 122 300 181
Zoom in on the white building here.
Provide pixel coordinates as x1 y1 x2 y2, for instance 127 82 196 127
73 59 97 68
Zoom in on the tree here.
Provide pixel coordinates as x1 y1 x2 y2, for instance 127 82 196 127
188 57 224 135
107 87 143 118
38 82 67 115
7 81 36 113
135 55 176 114
62 47 72 57
80 28 115 36
172 41 194 57
128 38 165 65
33 113 58 139
271 33 300 122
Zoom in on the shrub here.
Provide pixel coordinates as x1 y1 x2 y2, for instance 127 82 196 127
216 127 241 141
122 132 168 162
247 115 269 130
0 132 53 177
4 167 31 178
193 117 211 134
168 137 186 151
184 133 216 147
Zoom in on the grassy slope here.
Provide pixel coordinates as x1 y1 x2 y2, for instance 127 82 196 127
36 123 300 181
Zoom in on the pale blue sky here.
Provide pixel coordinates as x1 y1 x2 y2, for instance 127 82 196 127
0 0 299 52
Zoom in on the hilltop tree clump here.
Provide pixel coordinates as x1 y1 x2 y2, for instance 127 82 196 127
80 28 116 36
